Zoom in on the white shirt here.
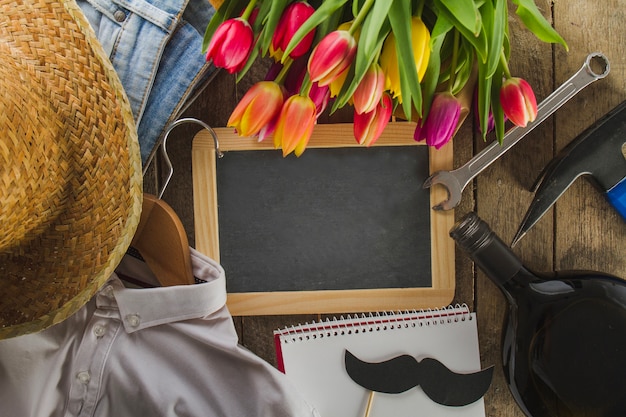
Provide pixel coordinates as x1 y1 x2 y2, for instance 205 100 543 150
0 248 319 417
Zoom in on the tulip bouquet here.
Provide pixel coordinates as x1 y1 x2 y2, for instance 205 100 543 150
203 0 567 156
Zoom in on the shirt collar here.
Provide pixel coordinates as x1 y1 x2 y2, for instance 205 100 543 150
105 248 227 333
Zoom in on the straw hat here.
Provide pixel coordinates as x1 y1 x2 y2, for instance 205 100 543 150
0 0 142 338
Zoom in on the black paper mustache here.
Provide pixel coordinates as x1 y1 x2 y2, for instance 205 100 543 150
344 350 493 407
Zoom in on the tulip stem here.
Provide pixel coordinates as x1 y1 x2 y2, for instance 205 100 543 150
349 0 375 36
275 57 293 85
448 30 460 93
241 0 258 21
500 49 512 79
300 74 312 96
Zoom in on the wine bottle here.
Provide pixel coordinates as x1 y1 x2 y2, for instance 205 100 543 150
450 212 626 417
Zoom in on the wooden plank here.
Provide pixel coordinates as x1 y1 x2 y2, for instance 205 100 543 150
553 0 626 277
192 122 456 315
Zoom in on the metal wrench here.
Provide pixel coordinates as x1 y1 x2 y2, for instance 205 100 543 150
423 52 610 211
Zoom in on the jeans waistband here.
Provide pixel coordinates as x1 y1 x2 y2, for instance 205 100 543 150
86 0 188 32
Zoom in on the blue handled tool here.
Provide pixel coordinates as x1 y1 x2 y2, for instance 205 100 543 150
512 100 626 246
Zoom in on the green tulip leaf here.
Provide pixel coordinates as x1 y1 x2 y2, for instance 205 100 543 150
434 1 488 63
451 42 473 95
430 10 454 43
420 33 445 121
313 6 345 45
491 62 505 143
283 0 350 60
437 0 482 36
256 0 290 55
388 0 422 120
477 57 493 141
360 1 393 56
480 0 507 78
511 0 568 50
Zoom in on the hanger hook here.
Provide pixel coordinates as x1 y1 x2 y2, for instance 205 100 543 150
156 118 223 199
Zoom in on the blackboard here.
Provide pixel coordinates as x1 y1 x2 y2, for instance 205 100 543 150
192 123 455 315
216 146 431 292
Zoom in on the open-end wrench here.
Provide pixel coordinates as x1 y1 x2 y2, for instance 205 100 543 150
423 52 610 211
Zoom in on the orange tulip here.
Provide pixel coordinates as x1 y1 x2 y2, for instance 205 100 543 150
227 81 285 138
274 95 317 157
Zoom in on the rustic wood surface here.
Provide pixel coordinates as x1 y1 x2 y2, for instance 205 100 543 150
148 1 625 414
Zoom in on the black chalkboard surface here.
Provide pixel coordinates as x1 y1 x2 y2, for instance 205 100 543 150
216 146 431 292
192 123 455 315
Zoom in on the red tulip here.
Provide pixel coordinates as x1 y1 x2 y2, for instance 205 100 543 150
274 95 317 157
227 81 285 138
307 30 357 86
499 77 537 127
414 92 461 149
205 18 254 74
271 1 316 60
352 63 385 114
353 92 393 147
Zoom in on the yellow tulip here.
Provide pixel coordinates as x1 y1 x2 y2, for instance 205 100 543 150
380 17 430 103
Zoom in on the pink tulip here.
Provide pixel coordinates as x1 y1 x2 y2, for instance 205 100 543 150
205 18 254 74
271 1 316 60
352 63 385 114
353 92 393 147
500 77 537 127
414 92 461 149
227 81 285 138
307 30 357 86
274 95 317 157
308 82 331 117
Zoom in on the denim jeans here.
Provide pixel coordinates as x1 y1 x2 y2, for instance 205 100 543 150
77 0 216 165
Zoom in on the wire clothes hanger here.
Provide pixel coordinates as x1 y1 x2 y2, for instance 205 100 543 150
132 118 222 286
143 118 224 198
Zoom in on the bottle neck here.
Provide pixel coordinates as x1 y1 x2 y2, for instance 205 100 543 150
450 213 525 288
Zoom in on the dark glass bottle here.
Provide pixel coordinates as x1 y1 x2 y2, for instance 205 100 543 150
450 212 626 417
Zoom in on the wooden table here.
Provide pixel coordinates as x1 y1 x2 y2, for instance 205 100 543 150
153 1 625 415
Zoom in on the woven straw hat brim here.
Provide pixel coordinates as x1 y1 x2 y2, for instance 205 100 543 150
0 0 142 338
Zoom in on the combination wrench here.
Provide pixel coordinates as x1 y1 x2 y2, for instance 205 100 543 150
423 52 610 211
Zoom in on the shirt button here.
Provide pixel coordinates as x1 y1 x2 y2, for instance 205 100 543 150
126 314 141 327
113 10 126 22
76 371 91 384
93 324 106 338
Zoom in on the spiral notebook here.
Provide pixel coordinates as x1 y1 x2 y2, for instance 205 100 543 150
274 305 489 417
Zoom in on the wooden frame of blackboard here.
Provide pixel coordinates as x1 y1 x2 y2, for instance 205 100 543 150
191 122 455 315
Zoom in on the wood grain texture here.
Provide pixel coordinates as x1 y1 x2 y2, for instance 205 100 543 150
153 1 625 412
552 0 626 276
